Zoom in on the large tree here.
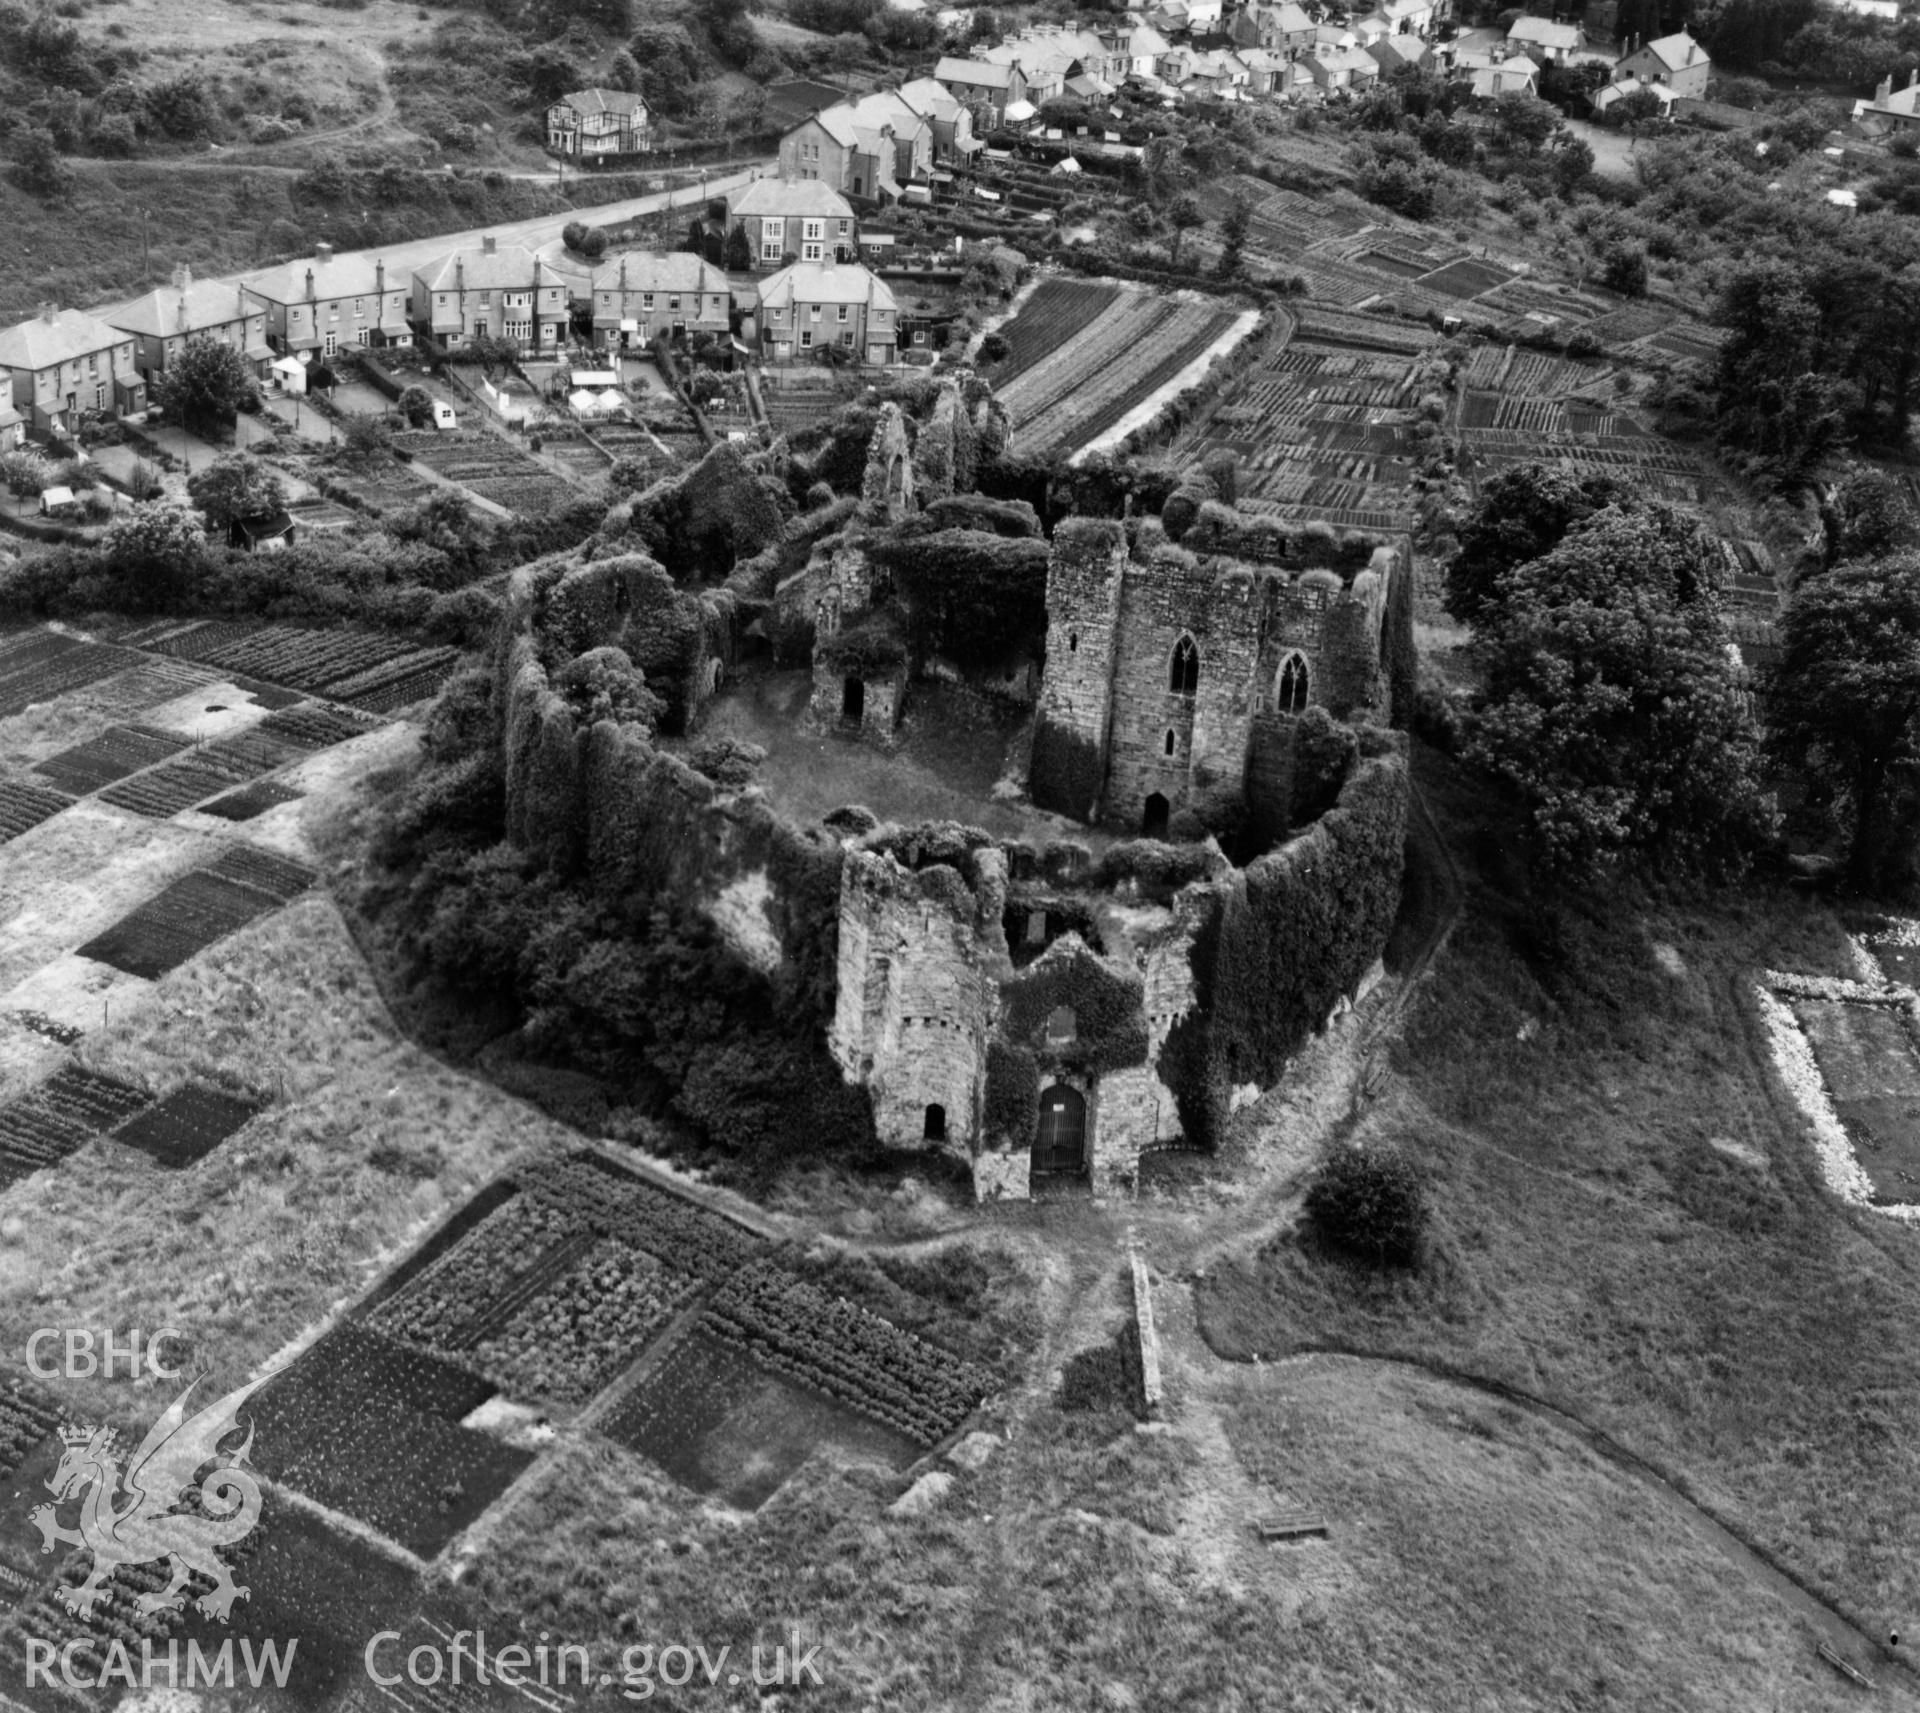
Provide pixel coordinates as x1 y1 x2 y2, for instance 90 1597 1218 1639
1445 462 1621 626
1216 196 1250 279
1768 555 1920 889
187 453 286 537
154 336 258 434
1466 503 1773 879
1819 464 1919 570
1712 263 1852 483
1492 91 1562 153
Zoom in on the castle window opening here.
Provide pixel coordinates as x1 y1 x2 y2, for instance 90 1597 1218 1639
1068 630 1078 653
1163 728 1176 757
1169 635 1200 697
1046 1005 1077 1044
1278 652 1310 714
924 1103 946 1142
842 675 865 723
1142 792 1170 839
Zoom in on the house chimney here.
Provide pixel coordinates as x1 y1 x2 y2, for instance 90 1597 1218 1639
305 268 315 301
482 234 497 255
40 303 56 324
314 242 334 264
376 259 385 299
1910 65 1918 89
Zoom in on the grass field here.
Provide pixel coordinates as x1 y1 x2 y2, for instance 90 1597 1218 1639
1195 742 1920 1652
681 667 1101 848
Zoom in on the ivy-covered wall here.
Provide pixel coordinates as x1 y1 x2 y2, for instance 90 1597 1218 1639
1162 738 1409 1148
1000 938 1151 1080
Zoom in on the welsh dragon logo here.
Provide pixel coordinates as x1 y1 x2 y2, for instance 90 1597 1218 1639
27 1373 272 1623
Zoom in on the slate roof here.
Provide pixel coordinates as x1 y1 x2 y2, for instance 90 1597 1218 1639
0 307 128 373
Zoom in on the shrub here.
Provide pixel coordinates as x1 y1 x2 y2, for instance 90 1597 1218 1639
1303 1145 1427 1267
0 450 54 500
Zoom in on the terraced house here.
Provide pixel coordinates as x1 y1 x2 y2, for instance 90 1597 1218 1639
546 87 651 158
0 306 143 439
409 237 568 350
588 252 731 348
727 178 858 268
933 55 1028 129
242 245 413 359
779 92 935 203
101 268 273 389
757 262 898 365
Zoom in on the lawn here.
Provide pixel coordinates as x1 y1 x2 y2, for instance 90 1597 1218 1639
1194 742 1920 1648
681 668 1103 848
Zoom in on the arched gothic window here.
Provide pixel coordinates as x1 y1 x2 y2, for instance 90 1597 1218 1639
1277 652 1310 714
1169 635 1199 697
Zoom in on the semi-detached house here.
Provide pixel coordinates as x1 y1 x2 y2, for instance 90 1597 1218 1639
409 236 568 350
727 178 858 267
758 262 898 365
101 270 273 388
588 252 731 349
241 245 412 360
0 307 143 439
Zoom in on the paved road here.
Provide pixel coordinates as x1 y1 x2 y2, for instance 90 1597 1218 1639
232 163 773 287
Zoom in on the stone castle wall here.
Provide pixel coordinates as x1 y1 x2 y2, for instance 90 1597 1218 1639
829 846 1009 1158
1030 518 1129 822
1031 527 1403 836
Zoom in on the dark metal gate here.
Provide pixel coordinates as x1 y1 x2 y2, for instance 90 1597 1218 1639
1032 1084 1087 1176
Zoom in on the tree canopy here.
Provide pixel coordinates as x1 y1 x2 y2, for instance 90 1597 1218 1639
1464 500 1773 879
187 453 286 537
1768 554 1920 890
1445 462 1620 626
154 336 258 433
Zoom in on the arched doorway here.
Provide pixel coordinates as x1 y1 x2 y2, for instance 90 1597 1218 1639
1142 793 1170 839
1032 1084 1087 1177
842 676 865 723
923 1103 946 1143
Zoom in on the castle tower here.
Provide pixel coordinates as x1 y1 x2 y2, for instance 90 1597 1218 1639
829 846 1006 1155
1028 518 1128 822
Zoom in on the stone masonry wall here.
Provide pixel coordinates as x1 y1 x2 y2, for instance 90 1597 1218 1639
1029 518 1128 820
1104 555 1265 833
829 847 1004 1159
1031 533 1403 835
